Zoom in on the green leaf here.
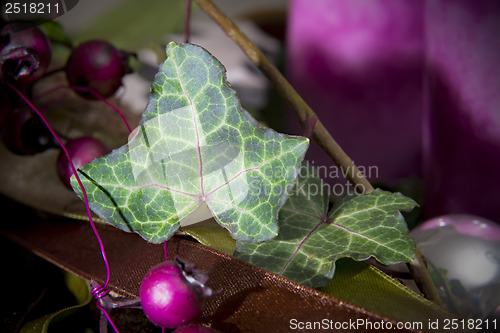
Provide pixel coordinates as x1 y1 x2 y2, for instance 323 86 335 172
39 21 73 48
72 42 309 244
180 218 236 255
235 162 416 287
73 0 185 49
318 258 453 325
20 273 92 333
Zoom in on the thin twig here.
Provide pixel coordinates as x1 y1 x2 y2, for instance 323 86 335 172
407 248 443 306
194 0 373 194
193 0 443 306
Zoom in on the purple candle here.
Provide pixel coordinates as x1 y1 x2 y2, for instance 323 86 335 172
286 0 424 188
424 0 500 222
287 0 500 223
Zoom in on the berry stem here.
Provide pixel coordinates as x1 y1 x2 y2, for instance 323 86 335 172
184 0 192 43
97 302 120 333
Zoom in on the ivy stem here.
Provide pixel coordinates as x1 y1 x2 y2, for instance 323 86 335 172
194 0 442 306
407 247 443 306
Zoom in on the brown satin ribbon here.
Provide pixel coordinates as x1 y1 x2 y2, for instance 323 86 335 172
2 216 426 333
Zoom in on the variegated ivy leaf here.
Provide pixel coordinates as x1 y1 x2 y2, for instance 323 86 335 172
71 42 309 243
235 163 417 287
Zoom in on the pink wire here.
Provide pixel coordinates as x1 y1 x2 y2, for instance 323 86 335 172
7 82 120 332
97 302 120 332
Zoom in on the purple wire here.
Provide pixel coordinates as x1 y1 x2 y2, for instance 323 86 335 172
7 82 120 332
97 301 120 333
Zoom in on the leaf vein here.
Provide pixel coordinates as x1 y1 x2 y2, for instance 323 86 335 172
173 58 205 198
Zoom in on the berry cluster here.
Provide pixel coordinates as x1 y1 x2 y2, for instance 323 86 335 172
0 22 130 187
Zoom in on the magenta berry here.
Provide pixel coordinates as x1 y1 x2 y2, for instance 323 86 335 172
57 136 110 188
66 40 129 99
1 105 56 155
140 260 209 328
0 22 52 86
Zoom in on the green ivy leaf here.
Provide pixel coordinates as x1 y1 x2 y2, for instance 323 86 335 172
72 42 309 244
180 218 236 255
235 163 417 287
318 258 452 325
